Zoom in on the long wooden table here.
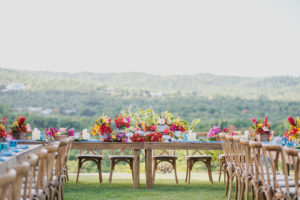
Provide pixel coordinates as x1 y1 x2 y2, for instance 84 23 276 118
0 144 43 174
18 141 223 189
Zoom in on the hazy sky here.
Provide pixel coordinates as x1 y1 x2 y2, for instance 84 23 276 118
0 0 300 77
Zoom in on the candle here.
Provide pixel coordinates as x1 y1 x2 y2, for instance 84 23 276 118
32 128 40 140
82 129 90 140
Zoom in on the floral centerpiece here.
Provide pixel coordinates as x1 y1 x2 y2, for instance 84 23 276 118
251 115 271 141
130 133 145 142
102 132 128 142
284 116 300 140
114 114 130 131
223 128 234 136
170 118 187 138
46 127 74 141
208 126 221 141
0 117 8 141
10 116 28 140
145 132 163 142
91 115 112 136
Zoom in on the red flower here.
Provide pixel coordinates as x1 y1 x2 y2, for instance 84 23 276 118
264 115 268 126
19 116 26 125
251 118 256 124
163 129 170 135
288 116 296 126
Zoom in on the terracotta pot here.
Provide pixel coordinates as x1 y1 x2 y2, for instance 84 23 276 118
53 135 68 141
255 134 269 141
12 132 27 140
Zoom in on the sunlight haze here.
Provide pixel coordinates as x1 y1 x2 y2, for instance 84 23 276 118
0 0 300 77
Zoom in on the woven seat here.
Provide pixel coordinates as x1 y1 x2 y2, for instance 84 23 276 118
153 155 178 159
109 155 134 159
186 155 212 159
77 154 104 159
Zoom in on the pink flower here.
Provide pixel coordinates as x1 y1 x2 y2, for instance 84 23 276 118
251 118 256 124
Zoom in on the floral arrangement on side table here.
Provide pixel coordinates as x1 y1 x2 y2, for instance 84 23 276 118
251 115 271 141
208 126 221 141
91 115 112 136
284 116 300 140
114 114 130 131
0 117 8 141
9 116 28 140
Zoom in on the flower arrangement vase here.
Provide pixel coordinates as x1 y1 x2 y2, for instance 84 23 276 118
12 132 27 140
53 135 68 141
255 134 269 142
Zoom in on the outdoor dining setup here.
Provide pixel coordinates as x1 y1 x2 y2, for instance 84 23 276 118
1 111 300 199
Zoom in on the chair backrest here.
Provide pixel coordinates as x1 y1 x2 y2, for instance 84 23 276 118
36 148 48 192
0 169 16 200
153 149 175 156
26 154 38 199
55 139 68 178
232 136 242 169
225 135 234 163
249 141 264 183
13 161 30 200
284 147 300 196
239 139 252 176
261 144 290 196
45 143 59 185
232 131 243 136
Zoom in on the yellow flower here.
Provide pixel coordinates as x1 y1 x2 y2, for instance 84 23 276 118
99 138 104 142
14 121 19 127
0 124 5 130
112 135 116 140
257 123 263 128
291 135 296 140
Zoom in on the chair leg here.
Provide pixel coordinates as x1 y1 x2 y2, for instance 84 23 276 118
188 161 192 184
185 160 189 183
65 164 69 182
227 169 233 200
108 160 114 184
235 176 239 200
152 160 157 184
218 159 223 182
76 159 82 184
225 170 229 197
130 160 134 182
172 160 178 184
98 160 103 184
206 160 213 184
244 180 249 200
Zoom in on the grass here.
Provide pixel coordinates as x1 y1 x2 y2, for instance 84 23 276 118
64 172 234 200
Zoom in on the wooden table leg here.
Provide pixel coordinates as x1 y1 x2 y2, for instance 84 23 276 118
133 149 140 189
145 149 152 189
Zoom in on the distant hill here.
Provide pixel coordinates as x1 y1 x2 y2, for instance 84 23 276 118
0 68 300 101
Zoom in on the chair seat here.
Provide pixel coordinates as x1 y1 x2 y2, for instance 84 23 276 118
153 155 178 159
218 154 225 159
186 155 212 159
77 154 103 159
109 155 134 159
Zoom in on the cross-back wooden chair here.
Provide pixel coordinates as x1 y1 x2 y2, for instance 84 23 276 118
35 148 49 200
76 147 103 184
51 139 68 200
285 147 300 198
225 134 236 200
109 149 134 184
0 169 16 200
12 161 30 200
152 149 178 184
232 136 243 200
63 137 74 182
239 139 252 200
25 154 39 200
249 141 265 200
185 133 213 184
262 145 299 200
218 133 227 183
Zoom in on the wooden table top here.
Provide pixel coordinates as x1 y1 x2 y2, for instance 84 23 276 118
0 144 43 174
18 140 223 150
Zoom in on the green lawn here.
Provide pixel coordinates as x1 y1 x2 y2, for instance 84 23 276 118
65 173 233 200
